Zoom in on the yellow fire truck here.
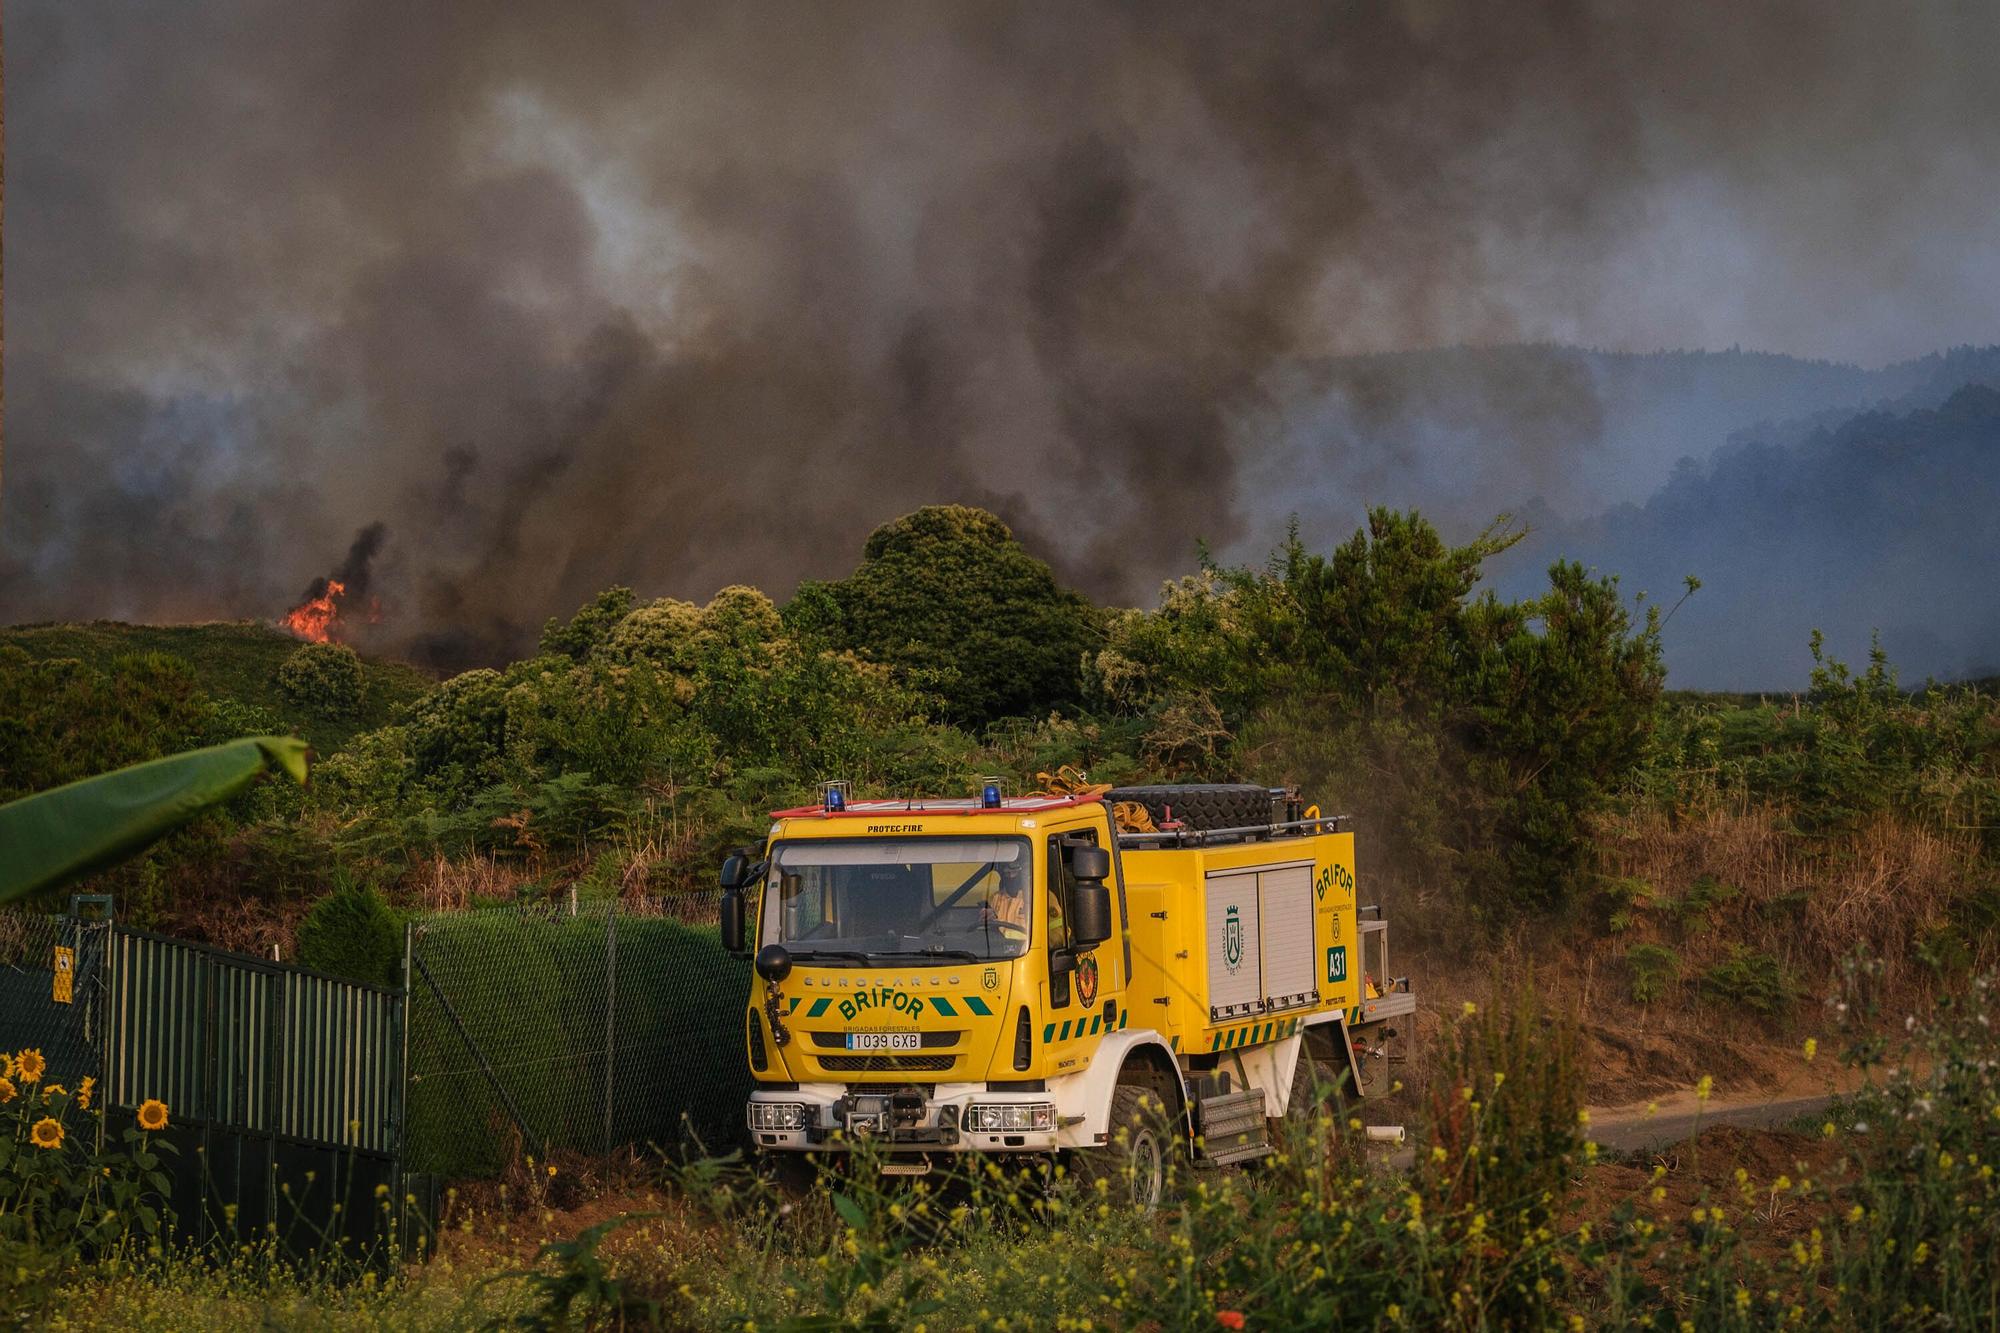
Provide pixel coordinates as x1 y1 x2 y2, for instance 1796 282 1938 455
719 782 1414 1205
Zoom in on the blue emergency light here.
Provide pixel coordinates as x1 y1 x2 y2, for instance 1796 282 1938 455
825 787 846 811
982 782 1003 809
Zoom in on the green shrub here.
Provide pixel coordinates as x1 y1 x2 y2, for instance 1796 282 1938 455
1699 945 1794 1015
1625 942 1681 1005
0 649 214 801
805 505 1099 728
1598 876 1654 932
275 642 366 719
1108 511 1667 920
1665 873 1740 925
540 585 637 661
295 880 402 986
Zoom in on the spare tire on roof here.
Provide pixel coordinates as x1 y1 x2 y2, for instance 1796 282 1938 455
1105 784 1278 832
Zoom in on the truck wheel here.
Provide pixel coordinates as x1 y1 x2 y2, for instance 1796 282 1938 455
1105 784 1276 833
1281 1040 1350 1129
1075 1084 1171 1211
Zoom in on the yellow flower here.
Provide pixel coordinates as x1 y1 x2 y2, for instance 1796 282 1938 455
137 1098 170 1132
1802 1038 1818 1062
0 1053 11 1080
77 1076 95 1111
15 1049 46 1083
1695 1074 1713 1103
1461 1001 1478 1017
30 1116 64 1150
43 1083 66 1101
0 1078 15 1104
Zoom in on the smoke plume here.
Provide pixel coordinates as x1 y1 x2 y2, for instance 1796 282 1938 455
5 3 1999 670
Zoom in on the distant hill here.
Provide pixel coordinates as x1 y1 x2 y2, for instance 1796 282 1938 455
1498 385 2000 690
1250 343 2000 548
0 620 435 752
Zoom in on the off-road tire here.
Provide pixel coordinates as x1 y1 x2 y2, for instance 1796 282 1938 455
1106 784 1277 833
1280 1029 1354 1131
1074 1084 1173 1211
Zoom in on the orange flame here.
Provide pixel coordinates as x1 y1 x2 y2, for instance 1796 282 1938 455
282 579 347 643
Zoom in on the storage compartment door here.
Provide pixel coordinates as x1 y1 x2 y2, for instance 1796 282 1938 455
1257 864 1317 1012
1204 870 1264 1020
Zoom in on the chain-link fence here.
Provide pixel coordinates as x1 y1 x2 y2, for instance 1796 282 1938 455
404 896 751 1179
0 905 111 1091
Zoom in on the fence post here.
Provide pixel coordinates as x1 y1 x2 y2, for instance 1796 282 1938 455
604 901 617 1157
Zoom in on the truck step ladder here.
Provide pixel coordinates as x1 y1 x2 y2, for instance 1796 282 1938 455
1198 1088 1273 1165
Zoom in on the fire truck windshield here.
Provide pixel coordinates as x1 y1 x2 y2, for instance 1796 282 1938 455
761 836 1033 963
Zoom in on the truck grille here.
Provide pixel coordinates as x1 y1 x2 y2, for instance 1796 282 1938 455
818 1054 956 1073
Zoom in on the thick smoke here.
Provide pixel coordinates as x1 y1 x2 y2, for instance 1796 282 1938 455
297 521 387 609
5 3 1999 669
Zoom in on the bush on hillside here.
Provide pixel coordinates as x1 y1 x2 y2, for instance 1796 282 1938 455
276 642 366 719
1097 511 1667 920
0 648 215 800
540 585 637 661
295 879 402 986
803 505 1099 728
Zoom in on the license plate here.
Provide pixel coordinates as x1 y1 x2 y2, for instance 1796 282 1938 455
846 1031 920 1052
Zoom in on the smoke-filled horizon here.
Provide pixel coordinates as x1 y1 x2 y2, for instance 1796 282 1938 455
6 2 1999 673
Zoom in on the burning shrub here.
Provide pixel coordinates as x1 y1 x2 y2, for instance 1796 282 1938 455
276 641 366 719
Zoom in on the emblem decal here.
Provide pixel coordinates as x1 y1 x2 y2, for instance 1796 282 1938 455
981 967 999 992
1075 955 1099 1007
1224 905 1245 972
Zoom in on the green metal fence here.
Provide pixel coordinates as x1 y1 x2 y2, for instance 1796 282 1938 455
105 927 404 1153
0 908 408 1254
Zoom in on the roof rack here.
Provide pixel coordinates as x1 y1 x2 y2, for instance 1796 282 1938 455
1115 813 1349 850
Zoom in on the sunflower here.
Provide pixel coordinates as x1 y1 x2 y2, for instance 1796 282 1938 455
30 1117 64 1150
42 1083 66 1102
77 1076 96 1110
137 1098 170 1132
0 1077 15 1104
14 1049 45 1083
0 1053 12 1080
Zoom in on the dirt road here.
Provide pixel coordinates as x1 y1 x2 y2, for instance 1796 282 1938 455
1588 1091 1833 1154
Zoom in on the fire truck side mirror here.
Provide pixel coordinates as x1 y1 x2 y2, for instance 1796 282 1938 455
720 889 746 955
1071 884 1113 949
720 854 753 890
1068 845 1111 883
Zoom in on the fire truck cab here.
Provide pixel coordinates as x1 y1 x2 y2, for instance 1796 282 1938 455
720 782 1413 1205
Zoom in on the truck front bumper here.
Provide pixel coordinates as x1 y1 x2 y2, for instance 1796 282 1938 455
748 1084 1062 1155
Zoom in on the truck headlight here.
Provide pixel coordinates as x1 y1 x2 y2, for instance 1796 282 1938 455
965 1102 1055 1133
749 1102 810 1132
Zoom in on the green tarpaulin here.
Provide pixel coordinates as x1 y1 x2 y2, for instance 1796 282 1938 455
0 736 310 904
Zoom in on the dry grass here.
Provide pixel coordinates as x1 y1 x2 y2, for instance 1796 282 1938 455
1598 805 1986 1008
